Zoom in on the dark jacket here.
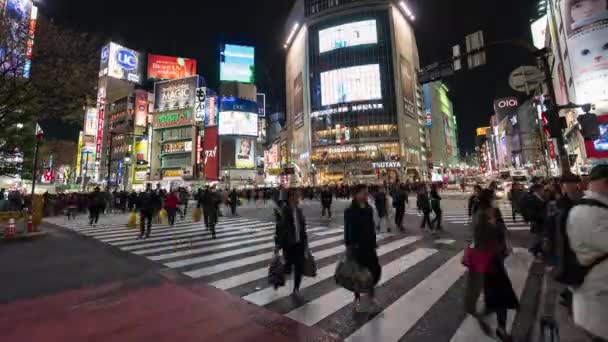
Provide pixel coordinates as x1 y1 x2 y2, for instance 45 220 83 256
417 191 431 212
468 194 479 217
137 191 159 214
344 201 377 250
472 207 506 250
374 191 387 217
321 190 333 206
430 190 442 213
275 206 308 249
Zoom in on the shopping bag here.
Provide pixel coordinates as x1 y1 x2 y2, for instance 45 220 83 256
462 243 495 273
127 211 137 229
159 209 168 224
302 250 317 277
268 254 286 289
334 252 374 293
192 207 202 223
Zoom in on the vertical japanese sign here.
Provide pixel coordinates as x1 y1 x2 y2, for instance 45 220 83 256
195 87 206 122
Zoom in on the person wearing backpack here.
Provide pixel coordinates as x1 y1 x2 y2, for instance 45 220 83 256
565 165 608 341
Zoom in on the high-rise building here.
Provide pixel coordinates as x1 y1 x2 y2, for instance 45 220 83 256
422 81 460 172
283 0 425 185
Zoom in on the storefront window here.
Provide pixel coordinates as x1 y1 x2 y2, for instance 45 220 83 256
161 127 192 141
311 142 400 164
161 155 191 168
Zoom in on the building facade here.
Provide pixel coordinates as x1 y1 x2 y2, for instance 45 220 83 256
423 81 459 172
284 0 425 185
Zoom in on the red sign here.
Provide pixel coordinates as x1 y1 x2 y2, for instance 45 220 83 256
96 87 106 161
134 90 148 127
147 54 197 80
548 141 556 160
203 127 218 180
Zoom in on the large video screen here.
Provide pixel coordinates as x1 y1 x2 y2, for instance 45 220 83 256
218 111 258 136
321 64 382 106
594 124 608 151
220 44 255 83
235 137 255 169
319 20 377 53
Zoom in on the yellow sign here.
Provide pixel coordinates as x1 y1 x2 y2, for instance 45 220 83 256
476 127 491 136
163 170 183 178
267 168 282 176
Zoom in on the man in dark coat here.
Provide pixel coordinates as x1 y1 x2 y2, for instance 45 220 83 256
344 184 381 312
137 185 158 239
198 187 220 238
320 186 333 218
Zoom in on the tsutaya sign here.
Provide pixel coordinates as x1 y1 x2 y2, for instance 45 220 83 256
372 161 402 169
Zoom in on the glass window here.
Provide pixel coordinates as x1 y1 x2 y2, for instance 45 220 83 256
161 127 192 141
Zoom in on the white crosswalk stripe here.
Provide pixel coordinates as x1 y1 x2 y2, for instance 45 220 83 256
405 202 531 231
44 211 536 341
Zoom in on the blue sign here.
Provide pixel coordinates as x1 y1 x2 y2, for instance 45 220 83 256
426 111 432 127
116 49 137 71
219 97 259 114
101 46 109 63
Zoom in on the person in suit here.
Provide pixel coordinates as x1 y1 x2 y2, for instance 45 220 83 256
275 189 309 295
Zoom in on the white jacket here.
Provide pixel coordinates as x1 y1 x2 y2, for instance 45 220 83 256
566 191 608 339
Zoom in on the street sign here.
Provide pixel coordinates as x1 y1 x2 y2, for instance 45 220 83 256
509 66 544 94
465 31 486 69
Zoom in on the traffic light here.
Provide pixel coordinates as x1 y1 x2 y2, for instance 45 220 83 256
578 113 600 140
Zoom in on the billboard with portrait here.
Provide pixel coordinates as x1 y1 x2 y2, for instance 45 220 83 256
320 64 382 106
235 137 255 169
319 20 378 53
101 42 143 84
220 44 255 83
154 76 198 112
218 111 258 136
147 54 197 80
562 0 608 113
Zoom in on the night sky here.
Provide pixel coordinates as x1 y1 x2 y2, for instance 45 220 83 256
42 0 537 153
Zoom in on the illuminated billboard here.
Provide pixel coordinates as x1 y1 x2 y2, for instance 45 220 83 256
147 54 197 80
99 42 143 84
154 76 198 112
321 64 382 106
218 111 258 136
530 15 548 50
220 44 255 83
235 137 255 169
319 20 378 53
84 107 98 136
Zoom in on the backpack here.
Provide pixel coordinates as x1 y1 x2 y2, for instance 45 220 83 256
519 192 540 222
552 198 608 287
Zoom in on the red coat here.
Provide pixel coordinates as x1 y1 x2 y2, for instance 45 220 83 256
165 193 179 209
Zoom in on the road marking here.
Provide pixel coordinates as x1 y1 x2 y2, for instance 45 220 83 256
345 251 465 342
177 235 344 274
243 236 422 306
286 248 437 326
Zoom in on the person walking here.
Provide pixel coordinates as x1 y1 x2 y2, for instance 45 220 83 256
468 185 483 221
508 183 525 222
465 189 518 342
275 189 309 295
228 188 238 216
374 186 389 232
417 185 432 230
88 187 104 227
393 185 407 231
521 183 547 258
178 188 189 220
164 189 179 226
137 185 157 239
430 185 443 233
321 186 333 219
344 184 381 312
566 165 608 341
128 190 138 212
198 187 220 238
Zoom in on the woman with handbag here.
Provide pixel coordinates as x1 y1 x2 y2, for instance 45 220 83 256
465 189 518 342
275 189 309 295
344 184 382 312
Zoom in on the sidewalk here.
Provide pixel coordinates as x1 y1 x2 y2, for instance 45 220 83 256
0 224 337 342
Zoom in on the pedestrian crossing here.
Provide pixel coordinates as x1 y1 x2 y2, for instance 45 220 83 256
44 212 536 341
405 202 532 231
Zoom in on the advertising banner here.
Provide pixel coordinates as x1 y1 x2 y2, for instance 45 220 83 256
220 44 255 83
195 87 206 122
294 73 304 128
162 141 192 154
257 93 266 117
134 90 148 127
84 107 98 136
218 111 258 136
400 56 416 118
319 20 378 53
147 54 197 80
493 97 519 120
101 42 143 84
203 127 218 179
154 109 194 129
562 0 608 114
235 137 255 169
219 97 259 113
154 76 198 112
321 64 382 106
205 95 218 127
134 138 148 163
530 15 548 49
